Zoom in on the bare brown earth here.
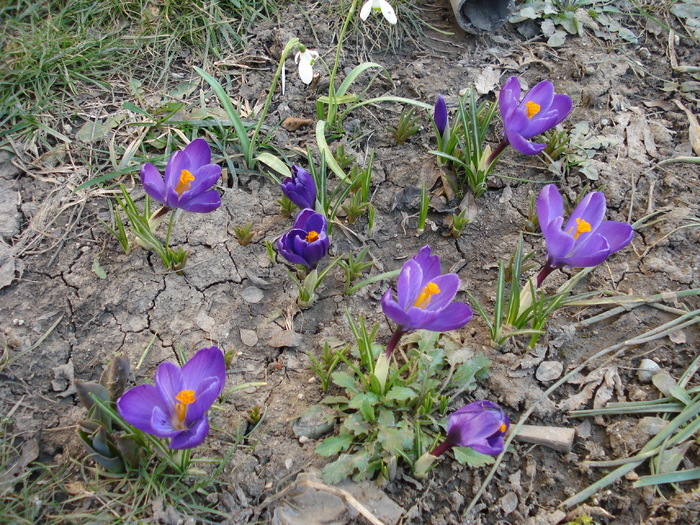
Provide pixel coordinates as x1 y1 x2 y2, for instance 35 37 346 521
1 1 699 523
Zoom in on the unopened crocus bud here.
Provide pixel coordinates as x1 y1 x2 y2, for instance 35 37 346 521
433 95 448 136
280 165 316 210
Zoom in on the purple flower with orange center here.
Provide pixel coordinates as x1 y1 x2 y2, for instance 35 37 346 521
277 208 329 269
140 138 221 213
430 400 510 457
536 184 634 286
117 346 226 450
380 246 472 356
498 76 573 156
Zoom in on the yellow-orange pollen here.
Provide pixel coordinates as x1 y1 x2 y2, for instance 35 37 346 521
413 282 441 309
305 230 319 243
174 389 196 427
567 217 592 240
174 169 195 196
499 423 507 433
525 101 541 119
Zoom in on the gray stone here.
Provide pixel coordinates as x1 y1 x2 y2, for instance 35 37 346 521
450 0 515 35
637 358 661 383
536 361 563 382
241 286 264 304
292 405 336 439
240 328 258 347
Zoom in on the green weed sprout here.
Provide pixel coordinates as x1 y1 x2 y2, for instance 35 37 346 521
389 107 421 145
339 246 374 294
429 88 499 197
314 313 490 484
232 222 255 246
417 181 429 234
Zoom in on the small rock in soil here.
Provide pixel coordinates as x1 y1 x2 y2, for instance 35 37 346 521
536 361 563 382
292 405 336 439
637 358 661 382
240 328 258 347
242 286 264 303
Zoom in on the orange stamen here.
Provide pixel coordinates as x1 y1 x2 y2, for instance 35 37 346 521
174 389 196 427
525 101 541 119
413 282 441 309
174 169 195 196
305 231 319 243
499 423 507 433
567 217 592 240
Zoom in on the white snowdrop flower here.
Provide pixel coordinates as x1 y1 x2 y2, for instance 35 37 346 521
294 45 320 85
360 0 397 25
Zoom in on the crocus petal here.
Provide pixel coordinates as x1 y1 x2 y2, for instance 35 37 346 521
169 415 210 450
185 377 222 425
536 184 564 231
164 150 187 197
181 346 226 392
470 435 506 456
155 361 184 406
379 0 398 24
183 138 212 168
178 190 221 213
595 221 634 253
184 164 221 198
521 80 554 113
499 76 521 118
396 260 425 310
434 95 448 135
117 384 164 434
278 232 309 266
548 94 573 122
507 130 546 155
564 192 607 234
380 290 414 329
140 163 166 204
150 405 181 437
542 217 576 265
416 302 472 332
561 233 611 267
422 273 459 311
412 245 441 282
448 409 504 444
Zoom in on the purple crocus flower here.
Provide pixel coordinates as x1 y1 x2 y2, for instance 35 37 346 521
499 76 573 155
433 95 448 136
430 401 510 457
536 184 634 286
381 245 473 334
277 208 329 269
117 346 226 450
281 165 316 210
140 138 221 213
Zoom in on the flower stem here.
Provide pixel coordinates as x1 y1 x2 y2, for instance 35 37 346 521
536 263 556 288
429 437 454 457
485 140 508 167
384 327 405 358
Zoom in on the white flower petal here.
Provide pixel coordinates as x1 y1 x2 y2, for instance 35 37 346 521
380 0 397 24
360 0 373 20
298 59 313 85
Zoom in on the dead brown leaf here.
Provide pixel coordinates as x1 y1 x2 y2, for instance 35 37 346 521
673 100 700 156
281 117 314 131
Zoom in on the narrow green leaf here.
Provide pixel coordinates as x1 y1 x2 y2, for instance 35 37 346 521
255 152 291 178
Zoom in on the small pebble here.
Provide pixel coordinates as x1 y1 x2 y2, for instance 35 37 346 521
536 361 563 382
637 358 661 383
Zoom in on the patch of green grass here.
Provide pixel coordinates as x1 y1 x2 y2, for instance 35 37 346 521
0 0 280 145
0 417 71 524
